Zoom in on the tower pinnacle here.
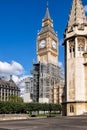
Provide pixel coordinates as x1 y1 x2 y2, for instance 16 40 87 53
38 2 56 35
67 0 87 27
43 2 52 21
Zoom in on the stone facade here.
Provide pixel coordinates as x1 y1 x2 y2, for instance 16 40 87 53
24 77 33 103
63 0 87 116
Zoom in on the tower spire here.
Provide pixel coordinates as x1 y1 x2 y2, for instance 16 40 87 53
43 2 52 21
67 0 87 27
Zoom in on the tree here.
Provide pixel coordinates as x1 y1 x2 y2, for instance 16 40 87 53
8 95 23 103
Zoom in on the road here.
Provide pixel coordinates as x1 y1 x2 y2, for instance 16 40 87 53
0 116 87 130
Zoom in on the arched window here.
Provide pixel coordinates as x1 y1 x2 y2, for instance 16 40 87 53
70 48 71 53
70 105 74 113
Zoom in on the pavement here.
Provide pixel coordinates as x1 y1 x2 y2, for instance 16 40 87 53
0 116 87 130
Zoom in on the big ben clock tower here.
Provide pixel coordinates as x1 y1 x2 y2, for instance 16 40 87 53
32 4 63 104
37 4 58 65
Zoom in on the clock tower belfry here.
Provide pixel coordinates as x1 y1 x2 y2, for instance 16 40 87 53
37 4 58 65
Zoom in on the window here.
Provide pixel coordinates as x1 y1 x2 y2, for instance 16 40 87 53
78 47 80 51
70 105 74 113
81 47 84 51
78 46 84 51
70 48 71 53
86 46 87 51
73 48 75 52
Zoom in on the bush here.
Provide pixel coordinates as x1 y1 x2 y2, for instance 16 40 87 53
47 115 55 118
30 114 36 117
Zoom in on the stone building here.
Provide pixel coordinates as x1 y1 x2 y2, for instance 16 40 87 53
24 76 33 103
0 75 20 101
62 0 87 116
32 4 64 104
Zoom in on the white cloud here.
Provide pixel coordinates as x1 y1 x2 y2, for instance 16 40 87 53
84 5 87 13
12 75 20 83
0 60 24 76
0 60 33 98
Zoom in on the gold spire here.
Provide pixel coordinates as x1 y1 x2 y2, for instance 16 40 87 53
67 0 87 27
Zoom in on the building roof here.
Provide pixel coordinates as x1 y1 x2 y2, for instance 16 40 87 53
0 76 19 89
38 3 57 37
38 24 56 36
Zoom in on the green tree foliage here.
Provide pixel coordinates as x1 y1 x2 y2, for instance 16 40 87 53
8 95 23 103
0 101 61 114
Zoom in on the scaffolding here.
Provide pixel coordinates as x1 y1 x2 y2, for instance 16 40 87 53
32 62 40 102
32 62 64 104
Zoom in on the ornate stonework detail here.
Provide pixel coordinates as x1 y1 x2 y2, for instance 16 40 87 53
69 39 75 48
78 38 85 47
69 39 75 58
68 0 87 27
77 38 85 51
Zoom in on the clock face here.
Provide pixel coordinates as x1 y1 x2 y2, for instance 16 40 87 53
52 40 56 49
39 40 46 48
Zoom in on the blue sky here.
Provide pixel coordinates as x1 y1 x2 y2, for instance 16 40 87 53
0 0 87 81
